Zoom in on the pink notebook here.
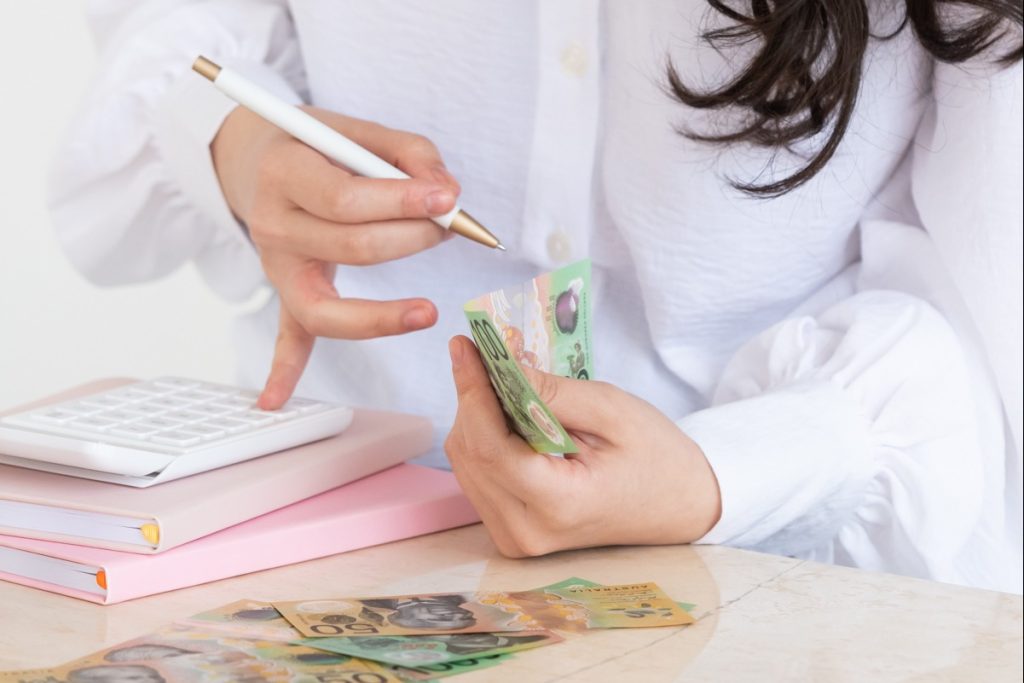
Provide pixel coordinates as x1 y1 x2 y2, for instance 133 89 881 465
0 464 479 604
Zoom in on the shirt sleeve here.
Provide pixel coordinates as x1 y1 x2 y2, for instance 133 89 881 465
682 56 1022 592
47 0 307 301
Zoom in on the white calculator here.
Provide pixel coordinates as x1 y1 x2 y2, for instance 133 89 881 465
0 378 353 488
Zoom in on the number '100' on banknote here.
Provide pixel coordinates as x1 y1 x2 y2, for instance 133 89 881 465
463 259 592 454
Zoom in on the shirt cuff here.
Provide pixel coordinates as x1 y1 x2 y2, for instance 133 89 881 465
680 380 874 547
150 59 302 299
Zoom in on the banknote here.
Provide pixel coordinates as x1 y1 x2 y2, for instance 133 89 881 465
0 620 406 683
183 599 299 641
387 653 509 681
180 600 502 682
501 581 696 633
274 592 542 638
541 580 694 628
464 259 592 453
298 629 562 667
534 577 697 619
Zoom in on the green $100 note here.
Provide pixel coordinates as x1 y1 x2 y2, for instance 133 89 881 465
463 259 592 453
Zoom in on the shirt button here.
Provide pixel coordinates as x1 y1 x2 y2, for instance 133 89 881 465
560 41 587 78
546 230 572 263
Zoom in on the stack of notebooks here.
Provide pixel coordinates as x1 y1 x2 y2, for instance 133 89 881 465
0 380 479 604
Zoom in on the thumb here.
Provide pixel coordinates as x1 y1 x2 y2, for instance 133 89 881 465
448 336 508 430
519 365 614 432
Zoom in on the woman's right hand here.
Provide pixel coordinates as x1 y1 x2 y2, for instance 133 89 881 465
212 105 460 409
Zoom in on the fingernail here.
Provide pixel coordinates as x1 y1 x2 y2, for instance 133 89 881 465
403 308 432 330
449 337 463 369
424 190 454 215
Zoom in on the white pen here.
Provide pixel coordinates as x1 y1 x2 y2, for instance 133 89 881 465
192 56 504 251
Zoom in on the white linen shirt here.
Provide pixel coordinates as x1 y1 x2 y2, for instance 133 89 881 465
50 0 1023 593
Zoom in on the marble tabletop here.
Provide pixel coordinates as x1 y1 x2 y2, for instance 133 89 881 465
0 523 1020 681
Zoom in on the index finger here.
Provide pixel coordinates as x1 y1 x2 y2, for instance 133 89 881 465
258 305 314 410
276 142 456 223
310 110 461 193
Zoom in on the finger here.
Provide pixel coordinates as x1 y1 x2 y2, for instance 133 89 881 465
323 117 461 194
450 463 532 558
444 378 538 557
448 335 512 436
448 336 562 493
447 409 576 558
258 305 314 410
519 365 617 432
256 207 445 265
445 424 523 550
275 142 457 223
284 290 438 340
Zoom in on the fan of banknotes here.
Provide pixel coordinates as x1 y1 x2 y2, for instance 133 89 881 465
464 260 593 453
2 578 696 682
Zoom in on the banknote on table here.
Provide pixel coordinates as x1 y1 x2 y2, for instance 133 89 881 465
463 259 592 453
384 654 510 681
276 581 690 641
185 599 515 681
502 580 695 633
0 581 695 683
298 630 563 667
0 619 406 683
183 598 300 641
274 592 542 638
535 577 697 619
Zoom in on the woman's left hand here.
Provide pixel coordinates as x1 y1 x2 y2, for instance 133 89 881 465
444 335 723 558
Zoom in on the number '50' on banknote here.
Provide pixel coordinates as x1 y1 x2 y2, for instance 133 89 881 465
463 260 592 454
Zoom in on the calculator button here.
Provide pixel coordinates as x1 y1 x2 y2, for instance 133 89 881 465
70 416 119 432
179 425 225 439
107 388 153 402
249 407 297 420
148 396 192 410
194 385 236 399
231 412 275 427
132 382 176 395
163 410 208 424
283 398 326 414
193 403 234 417
81 396 126 410
200 417 249 434
60 402 103 417
136 417 180 430
210 397 256 411
122 403 166 417
30 409 79 424
110 423 162 438
96 410 141 423
151 431 203 447
174 390 216 403
154 378 201 390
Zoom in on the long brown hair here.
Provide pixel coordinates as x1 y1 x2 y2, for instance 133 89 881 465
668 0 1023 197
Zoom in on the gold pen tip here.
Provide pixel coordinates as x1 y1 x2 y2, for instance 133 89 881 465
448 210 504 251
192 56 222 82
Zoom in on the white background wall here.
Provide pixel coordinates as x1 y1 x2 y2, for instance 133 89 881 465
0 4 251 410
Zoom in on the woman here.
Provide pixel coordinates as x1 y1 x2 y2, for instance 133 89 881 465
50 1 1022 592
